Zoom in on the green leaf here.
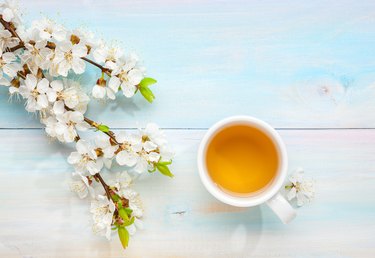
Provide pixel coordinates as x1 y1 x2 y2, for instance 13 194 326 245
139 77 157 88
139 77 157 103
97 124 110 133
118 227 130 249
156 163 174 178
139 85 155 103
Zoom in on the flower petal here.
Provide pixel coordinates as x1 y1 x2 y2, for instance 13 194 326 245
25 74 37 90
126 224 136 236
72 57 86 74
37 78 50 93
116 150 138 167
143 141 157 152
133 158 147 174
37 94 49 109
51 80 64 91
76 140 89 154
92 85 106 99
108 76 120 92
53 100 65 114
72 44 87 57
287 187 297 201
128 68 143 85
2 8 14 22
67 152 81 164
122 83 136 98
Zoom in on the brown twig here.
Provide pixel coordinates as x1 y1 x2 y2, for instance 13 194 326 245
64 105 119 145
9 44 24 52
93 173 112 201
81 57 111 76
0 15 24 45
83 116 119 145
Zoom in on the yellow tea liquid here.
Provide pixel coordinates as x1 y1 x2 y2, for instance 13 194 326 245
205 125 279 195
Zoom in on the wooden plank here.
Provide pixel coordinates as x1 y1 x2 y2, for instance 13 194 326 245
0 129 374 257
1 1 375 128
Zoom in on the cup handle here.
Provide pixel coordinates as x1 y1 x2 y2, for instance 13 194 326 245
266 192 296 224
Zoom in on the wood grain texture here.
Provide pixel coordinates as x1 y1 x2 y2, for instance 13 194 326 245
1 1 374 257
1 1 375 128
0 129 374 258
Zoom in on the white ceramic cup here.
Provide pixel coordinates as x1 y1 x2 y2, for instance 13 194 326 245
197 116 296 224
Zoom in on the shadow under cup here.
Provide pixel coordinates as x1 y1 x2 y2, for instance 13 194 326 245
201 120 287 206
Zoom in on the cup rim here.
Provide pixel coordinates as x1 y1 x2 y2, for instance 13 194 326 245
197 116 288 207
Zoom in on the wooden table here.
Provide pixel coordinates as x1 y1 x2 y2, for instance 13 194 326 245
0 1 374 257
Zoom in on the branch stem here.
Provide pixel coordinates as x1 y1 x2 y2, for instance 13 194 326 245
83 116 119 145
94 173 112 201
0 15 24 45
81 57 111 76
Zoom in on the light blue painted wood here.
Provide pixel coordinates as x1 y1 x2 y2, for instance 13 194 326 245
1 1 375 257
1 1 375 128
0 129 374 257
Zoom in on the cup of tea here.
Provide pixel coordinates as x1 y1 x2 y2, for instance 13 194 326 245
197 116 296 224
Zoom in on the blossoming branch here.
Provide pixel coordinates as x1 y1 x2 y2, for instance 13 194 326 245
0 0 173 249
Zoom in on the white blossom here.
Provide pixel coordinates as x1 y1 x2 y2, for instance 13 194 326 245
90 195 115 240
55 111 89 142
106 54 144 98
68 139 104 175
286 168 315 207
119 188 143 235
71 28 96 50
0 28 19 49
46 80 65 115
142 123 167 147
0 47 20 82
57 79 90 114
94 134 117 169
42 115 59 139
143 123 174 160
32 18 66 42
110 171 132 191
18 74 49 112
54 40 87 76
69 173 95 199
92 78 116 100
115 132 142 167
92 43 123 65
45 79 89 115
121 188 143 218
21 29 53 72
114 125 173 173
0 0 22 25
